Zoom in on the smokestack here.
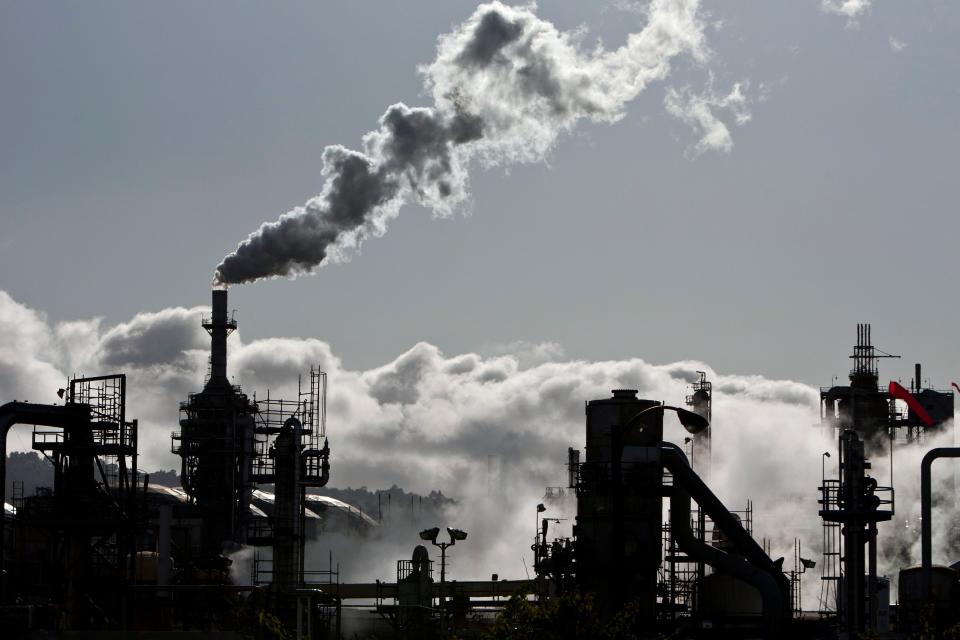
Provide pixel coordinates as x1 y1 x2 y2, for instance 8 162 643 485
205 289 234 384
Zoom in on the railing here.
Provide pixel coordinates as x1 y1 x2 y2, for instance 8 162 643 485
573 460 667 496
543 487 570 500
31 430 64 448
200 311 237 328
250 457 275 480
819 478 894 520
397 559 433 582
302 449 328 484
247 518 274 545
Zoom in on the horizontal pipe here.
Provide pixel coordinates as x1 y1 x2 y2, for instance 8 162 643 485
328 579 534 600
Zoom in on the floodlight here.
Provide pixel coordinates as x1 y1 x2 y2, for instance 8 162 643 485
419 527 440 543
447 527 468 541
674 407 709 434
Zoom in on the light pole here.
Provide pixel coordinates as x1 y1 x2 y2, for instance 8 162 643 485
419 526 468 606
822 451 831 486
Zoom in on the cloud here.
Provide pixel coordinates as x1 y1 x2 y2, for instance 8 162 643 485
820 0 871 26
665 77 752 155
97 307 207 369
889 36 908 53
0 291 77 403
2 289 953 594
480 340 566 368
215 0 709 284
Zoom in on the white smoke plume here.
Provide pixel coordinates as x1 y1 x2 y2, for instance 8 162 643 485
889 36 908 53
664 77 751 155
821 0 871 24
2 289 956 602
214 0 708 284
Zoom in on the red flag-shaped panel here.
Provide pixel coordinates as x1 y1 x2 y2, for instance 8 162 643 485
889 381 934 427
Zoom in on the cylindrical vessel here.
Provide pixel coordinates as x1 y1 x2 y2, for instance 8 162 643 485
575 389 663 624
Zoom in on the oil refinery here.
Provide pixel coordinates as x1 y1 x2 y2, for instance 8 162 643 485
0 291 956 639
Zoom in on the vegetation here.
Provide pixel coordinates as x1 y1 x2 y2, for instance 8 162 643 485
484 593 659 640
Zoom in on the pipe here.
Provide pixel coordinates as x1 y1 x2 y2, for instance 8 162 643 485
319 438 330 487
660 443 787 639
157 504 172 591
661 443 781 574
274 417 302 593
920 448 960 598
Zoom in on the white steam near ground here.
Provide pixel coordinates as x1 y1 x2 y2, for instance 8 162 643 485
2 289 957 606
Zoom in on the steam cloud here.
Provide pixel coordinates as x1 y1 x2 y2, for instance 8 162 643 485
821 0 872 21
214 0 707 284
664 77 751 155
3 289 955 603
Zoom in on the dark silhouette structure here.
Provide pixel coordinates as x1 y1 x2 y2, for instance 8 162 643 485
569 389 789 639
1 290 334 637
820 324 953 447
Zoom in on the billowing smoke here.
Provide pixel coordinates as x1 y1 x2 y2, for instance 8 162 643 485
3 289 957 602
214 0 707 284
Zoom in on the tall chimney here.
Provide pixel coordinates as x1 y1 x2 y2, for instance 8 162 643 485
206 289 233 384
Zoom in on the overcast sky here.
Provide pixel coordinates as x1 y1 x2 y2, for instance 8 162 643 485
2 0 958 387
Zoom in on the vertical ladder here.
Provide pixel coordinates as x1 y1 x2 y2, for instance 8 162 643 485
819 518 841 614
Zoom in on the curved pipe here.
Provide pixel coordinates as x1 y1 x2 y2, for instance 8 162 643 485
920 448 960 598
660 443 786 639
0 401 90 604
318 438 330 487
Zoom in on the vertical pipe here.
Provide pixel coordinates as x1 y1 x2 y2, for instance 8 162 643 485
157 504 172 592
868 523 877 629
0 424 7 605
274 418 301 593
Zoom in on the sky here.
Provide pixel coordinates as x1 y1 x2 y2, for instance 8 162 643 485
1 0 958 386
2 0 960 585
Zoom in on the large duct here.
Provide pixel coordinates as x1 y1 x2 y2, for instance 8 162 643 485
660 442 788 639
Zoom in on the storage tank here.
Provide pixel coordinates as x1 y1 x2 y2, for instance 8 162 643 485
575 389 663 624
699 573 762 619
897 565 959 634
